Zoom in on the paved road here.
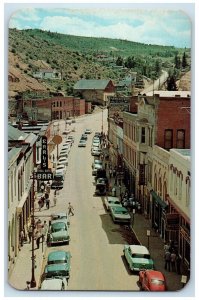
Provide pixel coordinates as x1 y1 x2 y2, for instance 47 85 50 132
142 70 168 93
42 109 139 291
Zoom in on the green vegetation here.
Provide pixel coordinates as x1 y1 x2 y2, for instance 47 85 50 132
9 28 191 95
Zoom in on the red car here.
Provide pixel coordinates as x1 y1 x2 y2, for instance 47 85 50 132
139 270 166 291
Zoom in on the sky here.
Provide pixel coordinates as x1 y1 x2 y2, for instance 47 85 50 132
8 6 192 48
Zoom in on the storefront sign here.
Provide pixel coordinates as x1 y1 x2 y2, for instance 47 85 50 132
41 136 48 170
35 171 53 181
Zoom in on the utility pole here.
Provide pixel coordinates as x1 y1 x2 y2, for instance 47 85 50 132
30 172 36 288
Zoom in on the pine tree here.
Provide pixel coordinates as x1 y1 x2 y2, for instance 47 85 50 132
182 52 187 68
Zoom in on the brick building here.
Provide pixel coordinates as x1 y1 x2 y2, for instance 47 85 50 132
23 96 86 121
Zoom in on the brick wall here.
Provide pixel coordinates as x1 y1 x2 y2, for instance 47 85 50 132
156 97 191 148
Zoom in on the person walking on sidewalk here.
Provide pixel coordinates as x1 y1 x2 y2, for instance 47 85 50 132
170 251 177 272
164 250 171 271
68 202 74 216
28 225 33 243
20 230 25 247
53 191 57 206
35 231 41 249
45 196 50 209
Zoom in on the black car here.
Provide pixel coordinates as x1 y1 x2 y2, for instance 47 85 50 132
81 134 88 141
51 181 64 190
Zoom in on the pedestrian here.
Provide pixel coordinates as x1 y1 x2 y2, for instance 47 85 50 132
176 253 182 275
38 198 42 211
35 219 42 230
28 226 33 243
53 194 57 206
40 225 46 243
46 182 51 194
53 154 55 161
164 250 171 271
113 168 116 177
170 251 177 272
20 229 25 247
109 168 112 178
68 202 74 216
104 162 107 170
35 231 41 249
46 197 50 209
164 241 170 253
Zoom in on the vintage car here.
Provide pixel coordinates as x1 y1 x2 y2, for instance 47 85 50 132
40 278 67 290
92 159 102 169
139 270 166 291
50 180 64 190
47 221 70 246
91 147 101 156
104 196 122 211
110 206 131 224
123 245 154 272
51 212 70 226
95 181 106 196
84 129 92 134
78 139 86 147
44 264 70 281
92 163 103 176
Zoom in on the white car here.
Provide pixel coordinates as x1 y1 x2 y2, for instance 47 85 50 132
67 135 74 143
58 157 68 166
59 152 68 159
92 137 100 143
91 147 101 156
56 164 66 174
92 142 100 148
104 196 121 211
40 278 67 290
61 145 70 153
55 169 65 177
84 129 92 134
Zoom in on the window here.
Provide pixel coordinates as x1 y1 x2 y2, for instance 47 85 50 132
164 129 173 149
141 127 145 143
177 130 185 148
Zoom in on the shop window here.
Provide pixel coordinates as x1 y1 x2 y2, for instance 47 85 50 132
164 129 173 149
177 129 185 148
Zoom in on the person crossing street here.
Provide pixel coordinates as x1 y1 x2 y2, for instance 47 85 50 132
68 202 74 216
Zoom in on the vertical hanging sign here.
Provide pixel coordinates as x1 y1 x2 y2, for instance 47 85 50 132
41 136 48 170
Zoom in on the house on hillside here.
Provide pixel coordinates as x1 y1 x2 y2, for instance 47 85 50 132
33 69 61 80
73 79 115 106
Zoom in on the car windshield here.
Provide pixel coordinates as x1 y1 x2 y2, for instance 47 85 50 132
132 254 151 259
51 223 66 232
48 259 67 265
46 271 67 278
151 279 165 285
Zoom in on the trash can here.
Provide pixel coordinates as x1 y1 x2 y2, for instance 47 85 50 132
112 187 116 197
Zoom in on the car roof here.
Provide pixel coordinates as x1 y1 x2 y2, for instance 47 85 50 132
45 263 68 272
107 196 119 201
48 250 70 261
145 270 165 280
41 278 63 290
129 245 150 255
51 212 67 218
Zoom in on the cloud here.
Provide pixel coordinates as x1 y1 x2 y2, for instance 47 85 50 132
8 8 191 47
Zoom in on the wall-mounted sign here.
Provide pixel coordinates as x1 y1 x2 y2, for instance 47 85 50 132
36 171 53 181
41 136 48 170
165 213 180 231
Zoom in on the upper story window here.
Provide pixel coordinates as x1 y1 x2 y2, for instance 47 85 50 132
164 129 173 149
177 129 185 148
141 127 146 143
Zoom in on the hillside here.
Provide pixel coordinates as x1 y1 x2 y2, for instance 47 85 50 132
8 28 191 97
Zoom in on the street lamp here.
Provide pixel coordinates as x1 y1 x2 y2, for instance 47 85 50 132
30 171 36 288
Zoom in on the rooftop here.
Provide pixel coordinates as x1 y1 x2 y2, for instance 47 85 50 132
74 79 112 90
142 90 191 98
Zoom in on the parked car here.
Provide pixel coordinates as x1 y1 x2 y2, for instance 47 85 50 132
59 152 68 159
95 178 107 196
67 135 74 142
61 145 70 153
51 212 70 226
78 140 86 147
58 157 68 166
91 147 101 156
55 169 65 177
51 181 64 190
47 221 70 246
92 141 100 148
81 134 88 141
56 164 66 174
40 278 67 290
92 159 103 169
94 132 101 137
104 196 121 211
84 129 92 134
110 206 131 224
53 174 64 182
92 163 103 175
139 270 166 291
46 251 71 278
95 169 107 182
123 245 154 272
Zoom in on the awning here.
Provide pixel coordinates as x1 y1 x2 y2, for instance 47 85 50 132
150 190 168 209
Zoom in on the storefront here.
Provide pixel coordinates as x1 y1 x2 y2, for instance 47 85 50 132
151 190 168 236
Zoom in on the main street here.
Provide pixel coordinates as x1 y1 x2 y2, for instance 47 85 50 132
42 109 139 291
